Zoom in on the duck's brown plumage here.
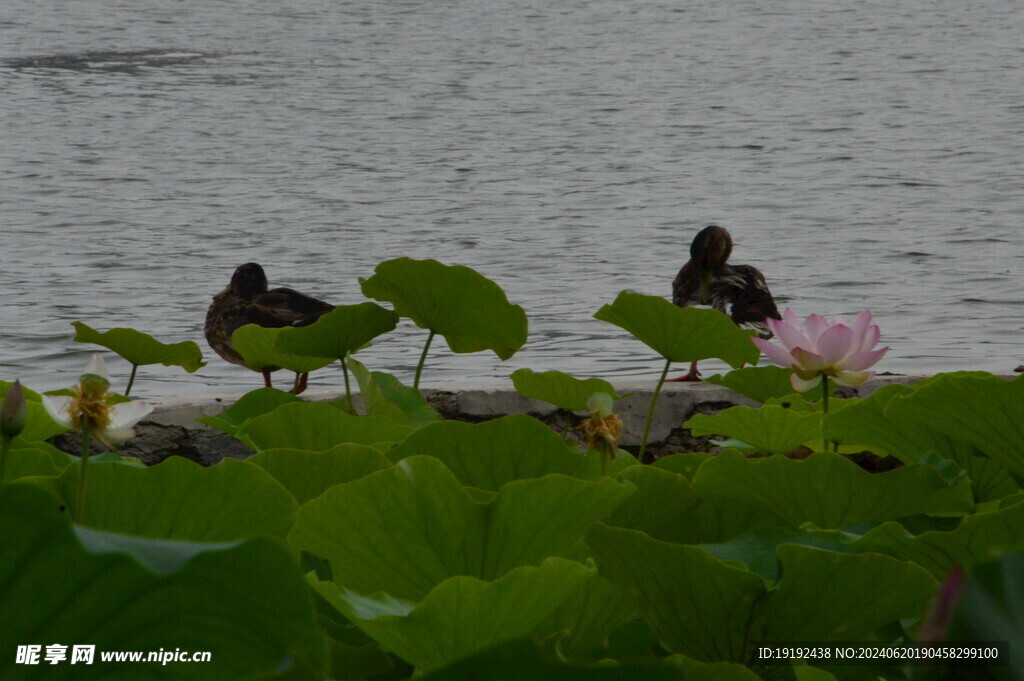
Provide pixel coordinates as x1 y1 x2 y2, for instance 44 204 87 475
205 262 334 376
672 225 780 338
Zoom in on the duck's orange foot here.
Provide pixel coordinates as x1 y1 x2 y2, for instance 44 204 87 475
666 362 701 382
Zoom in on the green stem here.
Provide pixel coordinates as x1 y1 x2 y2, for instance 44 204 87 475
560 410 571 441
639 359 672 463
76 429 92 524
413 330 436 391
341 356 354 414
821 375 837 452
125 364 139 397
0 436 10 482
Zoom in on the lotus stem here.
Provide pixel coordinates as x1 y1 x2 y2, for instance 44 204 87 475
341 356 354 414
75 429 92 524
0 436 10 482
639 358 672 463
413 330 435 391
821 375 837 452
125 364 139 396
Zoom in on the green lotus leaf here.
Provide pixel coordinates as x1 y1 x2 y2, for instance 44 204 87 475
942 550 1024 675
825 383 1020 503
0 484 323 680
421 639 762 681
325 638 396 681
314 558 593 672
231 324 335 374
57 457 297 541
609 465 702 541
692 450 972 529
385 415 600 490
757 544 938 643
347 359 441 428
249 444 391 504
587 524 767 663
884 373 1024 478
699 526 856 582
652 452 710 478
593 292 759 366
196 387 302 436
235 402 412 452
590 525 938 664
614 454 789 544
275 302 399 360
851 499 1024 579
510 368 625 412
704 365 800 403
537 573 639 660
289 456 632 601
72 321 205 372
360 258 528 360
4 447 63 480
685 405 822 454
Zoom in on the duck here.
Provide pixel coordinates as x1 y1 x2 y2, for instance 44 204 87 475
205 263 334 394
669 225 781 381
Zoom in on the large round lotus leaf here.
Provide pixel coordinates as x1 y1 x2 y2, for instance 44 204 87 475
72 321 205 372
0 484 323 680
57 457 298 541
359 258 527 360
249 444 391 504
852 500 1024 579
276 303 399 359
231 324 335 374
691 450 971 529
235 402 412 452
885 372 1024 479
384 415 599 490
704 365 798 403
196 387 302 436
289 456 632 601
510 368 625 412
594 291 758 366
314 559 594 673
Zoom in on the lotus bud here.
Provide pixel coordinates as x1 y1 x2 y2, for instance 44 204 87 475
1 380 27 439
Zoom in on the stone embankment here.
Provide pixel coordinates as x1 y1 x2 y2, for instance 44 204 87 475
49 376 929 466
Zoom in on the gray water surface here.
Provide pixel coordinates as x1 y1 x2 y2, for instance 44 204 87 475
2 0 1022 397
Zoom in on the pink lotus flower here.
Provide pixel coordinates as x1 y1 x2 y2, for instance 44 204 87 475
752 309 889 392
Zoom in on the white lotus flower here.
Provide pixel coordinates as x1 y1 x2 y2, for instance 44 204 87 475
42 353 153 446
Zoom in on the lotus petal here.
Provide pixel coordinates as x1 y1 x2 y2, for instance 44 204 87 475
803 314 830 348
816 324 855 366
42 395 73 429
790 373 822 392
842 347 889 372
834 370 874 387
752 337 797 368
771 314 811 355
791 347 825 372
108 400 153 431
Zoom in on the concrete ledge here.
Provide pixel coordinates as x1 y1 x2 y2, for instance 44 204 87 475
53 375 926 465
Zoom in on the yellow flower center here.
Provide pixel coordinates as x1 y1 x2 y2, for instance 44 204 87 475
579 413 623 452
68 375 113 432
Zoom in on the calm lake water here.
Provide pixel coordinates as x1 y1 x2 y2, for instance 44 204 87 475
2 0 1022 398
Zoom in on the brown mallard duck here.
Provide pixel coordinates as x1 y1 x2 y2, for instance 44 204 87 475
669 225 781 381
205 263 334 393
